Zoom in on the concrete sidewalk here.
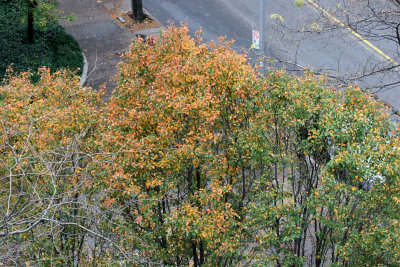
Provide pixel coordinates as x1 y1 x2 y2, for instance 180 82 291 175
58 0 157 95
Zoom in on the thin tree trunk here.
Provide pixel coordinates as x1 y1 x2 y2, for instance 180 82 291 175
192 241 199 267
199 240 204 265
27 0 37 43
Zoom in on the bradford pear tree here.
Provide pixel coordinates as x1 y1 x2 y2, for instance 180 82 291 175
1 24 399 266
246 71 400 265
104 25 259 265
103 25 400 265
0 69 120 265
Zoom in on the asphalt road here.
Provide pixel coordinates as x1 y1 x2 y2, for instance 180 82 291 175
144 0 400 112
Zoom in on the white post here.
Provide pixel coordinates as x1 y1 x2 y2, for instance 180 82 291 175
259 0 265 55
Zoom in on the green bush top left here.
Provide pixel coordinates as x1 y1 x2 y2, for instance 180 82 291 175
0 0 83 83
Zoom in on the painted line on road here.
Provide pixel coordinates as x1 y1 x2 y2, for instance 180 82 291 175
306 0 399 67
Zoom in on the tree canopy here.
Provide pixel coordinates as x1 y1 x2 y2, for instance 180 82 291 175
1 25 400 265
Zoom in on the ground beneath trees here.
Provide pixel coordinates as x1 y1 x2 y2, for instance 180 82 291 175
58 0 163 96
113 12 161 33
104 0 161 33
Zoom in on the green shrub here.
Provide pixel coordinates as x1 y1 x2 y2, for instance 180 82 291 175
51 27 83 76
0 1 83 83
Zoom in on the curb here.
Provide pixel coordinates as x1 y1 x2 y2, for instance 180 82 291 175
132 8 165 39
143 8 164 28
80 52 88 87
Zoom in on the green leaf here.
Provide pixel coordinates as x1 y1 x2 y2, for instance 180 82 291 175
294 0 304 7
270 13 284 23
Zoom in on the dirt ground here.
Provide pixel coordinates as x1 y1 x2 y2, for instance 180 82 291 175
114 12 161 32
104 2 161 33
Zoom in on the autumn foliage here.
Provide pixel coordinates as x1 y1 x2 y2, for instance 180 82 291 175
0 69 104 264
1 25 400 265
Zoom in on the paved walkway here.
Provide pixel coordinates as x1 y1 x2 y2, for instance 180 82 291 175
58 0 159 95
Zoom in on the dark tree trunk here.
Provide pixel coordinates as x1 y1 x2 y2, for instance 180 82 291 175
199 240 204 265
192 241 199 267
27 0 37 43
131 0 145 22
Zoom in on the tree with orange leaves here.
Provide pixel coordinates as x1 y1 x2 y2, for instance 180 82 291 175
1 24 400 266
0 69 109 265
104 25 400 266
104 25 261 265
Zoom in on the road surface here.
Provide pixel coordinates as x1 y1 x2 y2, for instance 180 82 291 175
143 0 400 112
